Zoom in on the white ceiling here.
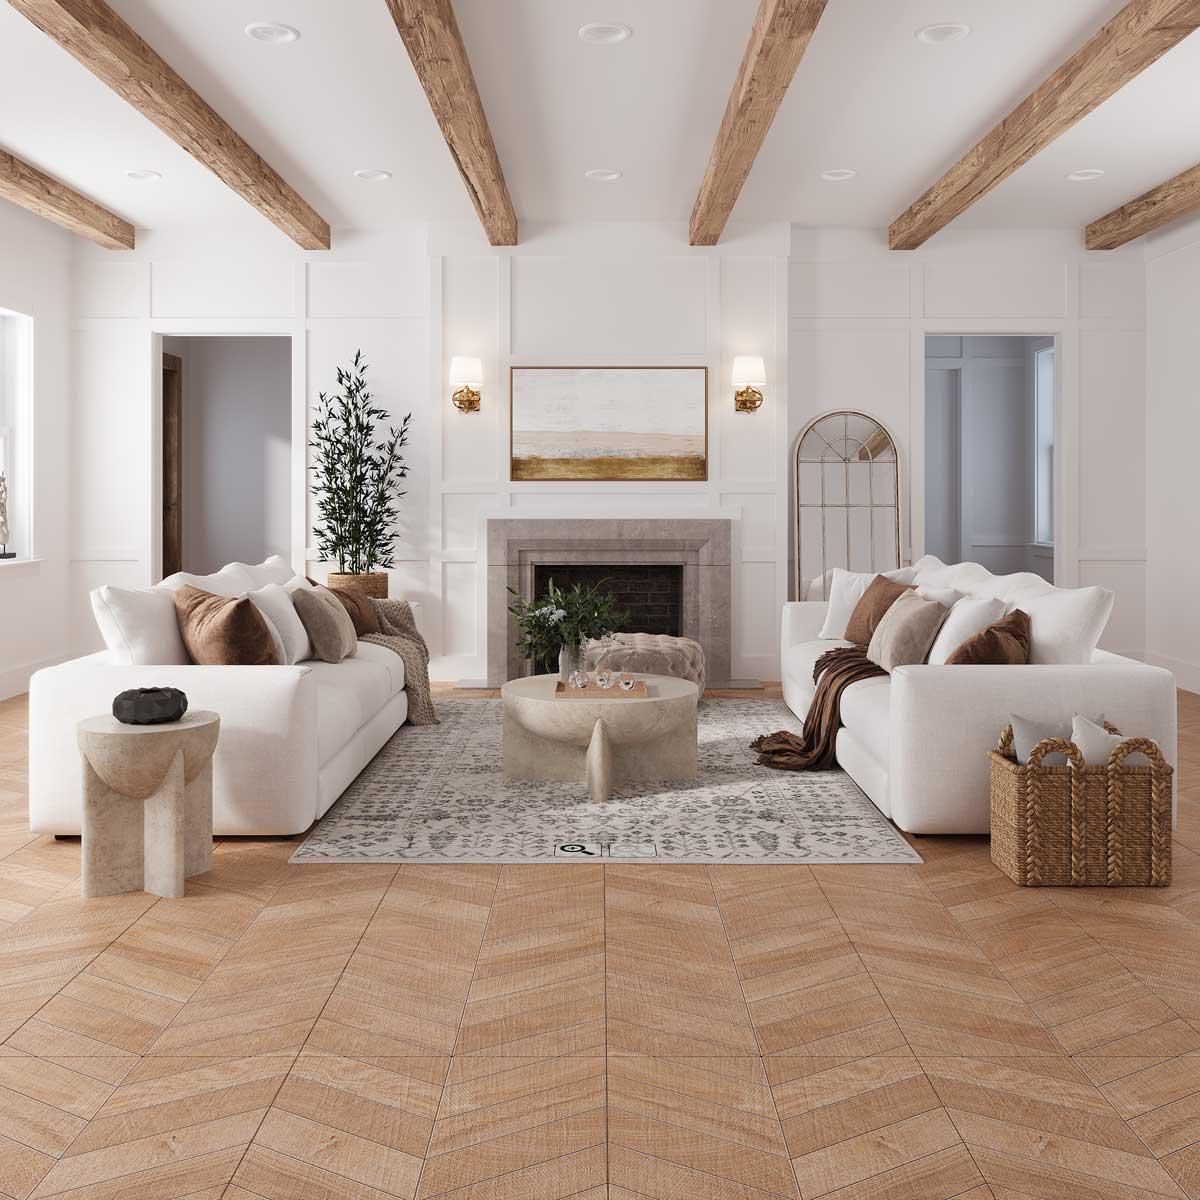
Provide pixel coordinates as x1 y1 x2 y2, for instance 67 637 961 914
1 0 1198 242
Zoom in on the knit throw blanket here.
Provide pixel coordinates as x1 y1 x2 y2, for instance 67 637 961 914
751 645 884 771
362 598 438 726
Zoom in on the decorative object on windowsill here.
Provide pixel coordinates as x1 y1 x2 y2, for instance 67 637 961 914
0 470 12 558
731 355 765 413
112 687 188 725
310 349 411 600
508 577 628 683
449 355 482 413
990 722 1172 887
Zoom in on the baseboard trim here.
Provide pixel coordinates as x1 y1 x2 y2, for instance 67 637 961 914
0 651 71 702
1145 651 1200 697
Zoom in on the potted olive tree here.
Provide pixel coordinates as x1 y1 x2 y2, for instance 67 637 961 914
310 350 411 597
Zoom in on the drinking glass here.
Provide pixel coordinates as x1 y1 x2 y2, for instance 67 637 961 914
596 669 614 689
617 673 636 692
569 669 588 689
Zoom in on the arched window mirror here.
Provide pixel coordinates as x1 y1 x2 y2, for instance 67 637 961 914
794 411 901 600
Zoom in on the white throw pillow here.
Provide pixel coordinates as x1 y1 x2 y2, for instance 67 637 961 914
1010 712 1105 765
916 585 963 609
239 555 296 589
926 596 1006 666
157 563 254 597
248 583 311 664
818 566 917 640
1026 586 1114 664
1071 714 1149 766
90 585 189 666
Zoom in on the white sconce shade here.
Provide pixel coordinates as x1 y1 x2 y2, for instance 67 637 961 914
731 356 766 388
449 356 483 388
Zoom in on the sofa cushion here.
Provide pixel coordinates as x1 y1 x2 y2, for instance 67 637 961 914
927 596 1007 665
783 637 853 702
307 649 403 764
238 555 295 589
158 563 254 597
172 586 280 666
867 592 949 671
844 576 913 646
819 567 917 640
1026 586 1114 664
838 678 891 768
248 583 311 665
947 608 1031 665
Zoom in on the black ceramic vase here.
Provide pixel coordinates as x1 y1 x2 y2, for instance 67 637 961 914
112 687 188 725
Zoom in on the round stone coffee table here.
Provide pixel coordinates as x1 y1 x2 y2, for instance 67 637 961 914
77 711 220 899
501 674 698 803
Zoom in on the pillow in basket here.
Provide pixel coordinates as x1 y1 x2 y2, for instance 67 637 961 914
1071 714 1151 766
1010 712 1105 765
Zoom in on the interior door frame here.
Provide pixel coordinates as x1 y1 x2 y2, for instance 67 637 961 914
146 321 305 584
913 328 1066 587
161 352 182 577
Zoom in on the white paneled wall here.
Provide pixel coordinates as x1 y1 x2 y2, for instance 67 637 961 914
0 205 72 699
788 228 1147 658
431 222 790 684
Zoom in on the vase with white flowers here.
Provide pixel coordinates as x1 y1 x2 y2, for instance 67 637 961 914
508 578 628 682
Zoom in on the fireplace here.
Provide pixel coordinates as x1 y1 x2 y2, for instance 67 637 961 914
533 564 684 637
486 517 734 686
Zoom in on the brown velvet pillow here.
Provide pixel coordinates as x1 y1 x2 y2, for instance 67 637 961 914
331 586 380 637
173 585 279 666
844 576 913 646
946 609 1031 665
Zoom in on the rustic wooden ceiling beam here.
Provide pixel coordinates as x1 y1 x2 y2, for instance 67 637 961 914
689 0 829 246
1087 161 1200 248
384 0 517 246
0 146 134 248
7 0 331 249
890 0 1200 250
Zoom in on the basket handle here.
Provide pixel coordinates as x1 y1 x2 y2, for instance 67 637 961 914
1103 736 1170 886
1025 737 1086 886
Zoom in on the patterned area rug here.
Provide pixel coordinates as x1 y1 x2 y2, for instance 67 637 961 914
290 699 921 865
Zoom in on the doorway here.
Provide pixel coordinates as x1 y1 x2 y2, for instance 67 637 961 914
924 335 1054 582
160 336 292 577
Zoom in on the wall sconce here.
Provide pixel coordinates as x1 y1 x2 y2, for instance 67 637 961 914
732 356 766 413
449 356 482 413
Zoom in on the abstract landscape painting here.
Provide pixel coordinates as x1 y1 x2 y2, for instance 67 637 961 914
511 366 707 480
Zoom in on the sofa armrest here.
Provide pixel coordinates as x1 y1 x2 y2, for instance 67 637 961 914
782 602 828 655
29 660 320 835
887 662 1178 834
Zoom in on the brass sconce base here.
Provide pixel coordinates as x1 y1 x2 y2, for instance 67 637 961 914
452 385 481 413
734 386 763 413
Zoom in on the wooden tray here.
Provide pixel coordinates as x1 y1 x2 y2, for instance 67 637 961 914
554 680 648 700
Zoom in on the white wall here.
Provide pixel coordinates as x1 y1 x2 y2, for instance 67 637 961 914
1146 213 1200 691
0 204 72 699
162 335 291 576
789 228 1146 657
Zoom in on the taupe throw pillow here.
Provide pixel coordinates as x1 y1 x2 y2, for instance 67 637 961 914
314 585 359 657
946 608 1031 665
867 591 949 672
327 584 380 637
844 576 913 647
293 586 356 662
173 585 279 666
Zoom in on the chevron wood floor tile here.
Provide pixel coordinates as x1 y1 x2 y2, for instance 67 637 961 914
1 688 1200 1195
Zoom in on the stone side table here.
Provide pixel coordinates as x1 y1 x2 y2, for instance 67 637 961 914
501 674 698 803
77 711 220 899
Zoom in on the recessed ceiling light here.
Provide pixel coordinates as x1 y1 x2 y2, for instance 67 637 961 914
1067 168 1105 182
244 21 300 44
819 168 857 182
584 168 622 182
915 22 971 45
353 168 392 182
124 169 163 182
578 22 632 44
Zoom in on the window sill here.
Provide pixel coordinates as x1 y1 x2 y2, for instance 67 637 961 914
0 556 45 575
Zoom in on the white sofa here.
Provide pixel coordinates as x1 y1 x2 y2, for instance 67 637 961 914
29 561 409 836
782 558 1177 835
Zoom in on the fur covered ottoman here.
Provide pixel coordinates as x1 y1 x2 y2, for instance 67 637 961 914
584 633 706 693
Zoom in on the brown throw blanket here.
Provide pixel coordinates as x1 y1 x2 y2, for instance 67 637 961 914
363 598 438 726
752 645 884 770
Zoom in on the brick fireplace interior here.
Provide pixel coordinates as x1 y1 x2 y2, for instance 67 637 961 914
532 564 684 637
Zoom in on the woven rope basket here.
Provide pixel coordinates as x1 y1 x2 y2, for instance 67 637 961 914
989 724 1172 887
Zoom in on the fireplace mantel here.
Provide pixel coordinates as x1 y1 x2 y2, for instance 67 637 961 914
485 517 735 687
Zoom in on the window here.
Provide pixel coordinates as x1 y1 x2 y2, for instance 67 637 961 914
0 308 32 562
1033 344 1054 546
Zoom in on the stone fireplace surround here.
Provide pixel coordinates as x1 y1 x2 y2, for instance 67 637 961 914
486 517 734 687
